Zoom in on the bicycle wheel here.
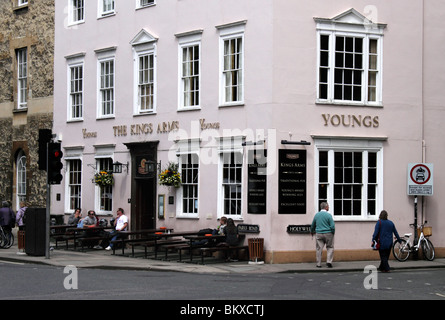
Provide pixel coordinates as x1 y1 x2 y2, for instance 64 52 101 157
393 239 410 261
422 238 435 261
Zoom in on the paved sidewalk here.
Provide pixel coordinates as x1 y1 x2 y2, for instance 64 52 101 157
1 241 444 274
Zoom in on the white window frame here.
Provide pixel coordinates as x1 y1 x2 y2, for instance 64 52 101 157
98 0 115 17
315 10 385 107
66 158 82 213
68 62 84 121
16 47 27 109
16 150 26 210
217 136 244 220
131 30 158 115
176 30 202 111
175 138 200 218
136 0 155 9
96 48 116 119
135 50 155 114
94 156 113 215
216 21 246 107
68 0 85 25
314 137 385 221
18 0 28 6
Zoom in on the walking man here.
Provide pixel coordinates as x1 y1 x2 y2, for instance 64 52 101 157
311 202 335 268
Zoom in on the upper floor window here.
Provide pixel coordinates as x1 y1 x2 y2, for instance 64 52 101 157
98 0 115 17
95 47 116 118
98 58 115 117
176 30 202 110
137 52 155 113
69 0 85 24
315 9 386 107
16 48 27 109
69 63 83 120
217 21 246 107
131 29 158 115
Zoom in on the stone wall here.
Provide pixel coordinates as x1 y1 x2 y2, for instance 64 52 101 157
0 0 54 209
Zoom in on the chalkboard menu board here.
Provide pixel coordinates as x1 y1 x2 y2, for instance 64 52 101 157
278 149 306 214
247 149 267 214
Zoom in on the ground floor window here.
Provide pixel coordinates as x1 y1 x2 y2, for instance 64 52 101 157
221 152 243 217
96 158 113 213
180 153 199 216
316 138 383 220
68 159 82 210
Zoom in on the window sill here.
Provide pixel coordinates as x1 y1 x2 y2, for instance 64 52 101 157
136 4 156 11
219 103 244 108
178 106 201 112
97 12 116 20
316 100 383 108
13 4 28 12
13 107 28 114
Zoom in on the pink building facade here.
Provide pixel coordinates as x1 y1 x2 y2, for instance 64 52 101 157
53 0 444 263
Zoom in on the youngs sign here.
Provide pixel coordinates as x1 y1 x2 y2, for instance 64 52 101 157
322 114 379 128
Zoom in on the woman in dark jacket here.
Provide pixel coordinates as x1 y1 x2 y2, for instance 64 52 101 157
224 218 239 261
224 218 239 246
372 210 401 272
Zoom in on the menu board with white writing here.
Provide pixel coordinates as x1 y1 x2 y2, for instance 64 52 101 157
278 149 306 214
247 149 267 214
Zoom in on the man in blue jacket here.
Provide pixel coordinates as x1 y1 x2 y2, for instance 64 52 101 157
311 202 335 268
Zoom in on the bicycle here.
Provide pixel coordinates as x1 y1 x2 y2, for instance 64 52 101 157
392 222 435 262
0 225 14 249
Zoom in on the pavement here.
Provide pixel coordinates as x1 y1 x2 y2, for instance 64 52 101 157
1 239 444 274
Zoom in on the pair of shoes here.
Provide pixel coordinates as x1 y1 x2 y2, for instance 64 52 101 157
105 246 112 251
327 263 333 268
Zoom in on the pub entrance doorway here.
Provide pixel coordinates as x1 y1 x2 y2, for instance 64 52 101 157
124 141 159 231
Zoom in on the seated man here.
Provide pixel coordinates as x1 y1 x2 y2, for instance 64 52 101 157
105 208 128 251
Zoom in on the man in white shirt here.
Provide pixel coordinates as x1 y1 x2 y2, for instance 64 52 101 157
105 208 128 250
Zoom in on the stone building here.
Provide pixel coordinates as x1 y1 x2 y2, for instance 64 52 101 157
0 0 54 210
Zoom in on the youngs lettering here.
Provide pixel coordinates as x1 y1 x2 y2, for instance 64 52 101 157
322 114 379 128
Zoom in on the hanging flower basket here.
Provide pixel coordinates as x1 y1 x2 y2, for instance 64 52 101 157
94 171 114 187
159 162 181 188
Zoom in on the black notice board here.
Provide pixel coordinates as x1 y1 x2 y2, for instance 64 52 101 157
278 149 306 214
247 149 267 214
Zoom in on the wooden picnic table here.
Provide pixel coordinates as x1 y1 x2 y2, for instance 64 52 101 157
118 230 200 258
66 226 114 250
112 228 174 255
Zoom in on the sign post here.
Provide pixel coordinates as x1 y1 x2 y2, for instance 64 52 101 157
407 163 433 259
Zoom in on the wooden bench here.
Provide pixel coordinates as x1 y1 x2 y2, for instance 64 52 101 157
198 245 249 264
136 239 188 259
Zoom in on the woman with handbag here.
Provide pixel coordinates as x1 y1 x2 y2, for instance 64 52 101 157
372 210 401 272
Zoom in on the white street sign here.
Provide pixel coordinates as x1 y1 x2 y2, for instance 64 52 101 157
407 163 433 196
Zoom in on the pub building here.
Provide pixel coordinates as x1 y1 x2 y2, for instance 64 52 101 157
52 0 444 263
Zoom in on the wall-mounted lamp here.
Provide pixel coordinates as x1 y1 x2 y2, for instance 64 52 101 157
145 160 162 176
113 161 129 174
281 140 311 145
